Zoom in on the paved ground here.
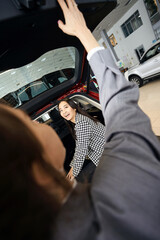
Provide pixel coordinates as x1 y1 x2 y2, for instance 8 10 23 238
138 78 160 137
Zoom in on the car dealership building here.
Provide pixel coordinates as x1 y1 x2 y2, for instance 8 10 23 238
94 0 160 69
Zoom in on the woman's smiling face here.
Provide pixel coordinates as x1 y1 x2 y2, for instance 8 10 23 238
59 101 76 123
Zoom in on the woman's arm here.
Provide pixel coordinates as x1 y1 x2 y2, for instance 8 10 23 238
71 120 92 177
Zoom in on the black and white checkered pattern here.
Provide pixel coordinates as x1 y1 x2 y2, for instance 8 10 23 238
70 113 105 177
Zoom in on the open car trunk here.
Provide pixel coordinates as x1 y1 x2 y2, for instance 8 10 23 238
0 0 117 71
0 0 117 115
0 0 117 171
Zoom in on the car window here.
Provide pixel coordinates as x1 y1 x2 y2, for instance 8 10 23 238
0 47 76 107
141 43 160 62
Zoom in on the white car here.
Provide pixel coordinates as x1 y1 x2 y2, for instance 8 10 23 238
125 41 160 87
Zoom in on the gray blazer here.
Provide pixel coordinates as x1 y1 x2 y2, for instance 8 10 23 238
53 49 160 240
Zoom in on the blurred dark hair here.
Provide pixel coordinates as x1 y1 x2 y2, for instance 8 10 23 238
0 104 71 240
58 98 99 139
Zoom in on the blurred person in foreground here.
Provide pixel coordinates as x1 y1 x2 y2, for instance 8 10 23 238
0 0 160 239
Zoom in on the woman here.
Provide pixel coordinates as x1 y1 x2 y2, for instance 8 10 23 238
1 1 160 240
58 98 105 183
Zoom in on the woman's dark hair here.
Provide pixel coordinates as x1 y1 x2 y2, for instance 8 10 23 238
58 98 99 139
0 105 71 240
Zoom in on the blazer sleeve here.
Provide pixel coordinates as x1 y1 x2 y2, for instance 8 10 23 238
70 120 92 177
88 49 160 239
89 49 160 152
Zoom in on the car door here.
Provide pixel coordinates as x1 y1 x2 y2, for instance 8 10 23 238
139 43 160 79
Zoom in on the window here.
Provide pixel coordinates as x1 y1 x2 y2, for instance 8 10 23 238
0 47 76 107
145 44 159 58
144 0 158 17
121 10 143 38
109 34 117 47
141 43 160 63
135 45 145 60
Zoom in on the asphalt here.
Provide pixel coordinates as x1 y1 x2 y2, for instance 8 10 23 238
138 78 160 137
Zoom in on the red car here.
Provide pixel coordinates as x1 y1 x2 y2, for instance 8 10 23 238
0 0 117 170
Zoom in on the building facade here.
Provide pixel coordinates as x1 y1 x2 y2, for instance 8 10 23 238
94 0 159 69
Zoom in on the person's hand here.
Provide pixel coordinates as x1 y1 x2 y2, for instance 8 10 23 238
66 167 74 181
57 0 87 38
57 0 99 53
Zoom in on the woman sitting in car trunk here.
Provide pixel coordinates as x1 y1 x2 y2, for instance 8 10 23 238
58 98 105 183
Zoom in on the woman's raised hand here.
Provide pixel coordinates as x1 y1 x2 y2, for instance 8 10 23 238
57 0 87 38
57 0 100 53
